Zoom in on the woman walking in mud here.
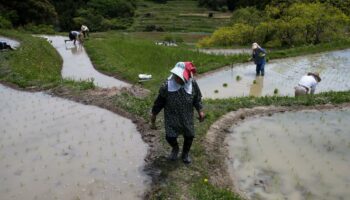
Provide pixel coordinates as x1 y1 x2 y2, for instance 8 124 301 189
151 62 205 164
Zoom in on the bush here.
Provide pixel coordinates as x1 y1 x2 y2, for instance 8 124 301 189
198 2 350 48
0 16 13 29
22 24 55 34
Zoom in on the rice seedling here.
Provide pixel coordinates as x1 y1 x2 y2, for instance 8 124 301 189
236 75 241 81
214 90 219 93
253 80 257 84
223 83 228 87
273 88 279 94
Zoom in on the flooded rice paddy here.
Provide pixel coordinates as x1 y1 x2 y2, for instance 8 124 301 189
0 36 20 49
43 35 130 89
226 108 350 200
197 49 350 98
198 48 250 55
0 84 149 200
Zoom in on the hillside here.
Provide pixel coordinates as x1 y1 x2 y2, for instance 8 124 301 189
131 0 232 32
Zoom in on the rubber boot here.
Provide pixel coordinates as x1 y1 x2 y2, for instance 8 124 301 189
181 136 194 164
166 136 179 161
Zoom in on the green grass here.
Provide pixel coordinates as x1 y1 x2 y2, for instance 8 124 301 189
131 0 231 32
2 29 350 200
0 29 95 90
0 29 62 88
84 32 247 91
125 32 210 44
112 89 350 199
268 38 350 60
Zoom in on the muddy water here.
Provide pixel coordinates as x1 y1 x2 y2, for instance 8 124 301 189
43 35 130 88
0 36 20 49
226 108 350 200
197 49 350 98
0 84 149 200
198 48 250 55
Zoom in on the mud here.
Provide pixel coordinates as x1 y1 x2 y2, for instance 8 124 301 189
0 84 150 200
197 49 350 98
205 104 350 200
42 35 131 89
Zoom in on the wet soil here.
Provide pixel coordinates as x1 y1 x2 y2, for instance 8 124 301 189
0 85 151 200
197 49 350 98
205 103 350 199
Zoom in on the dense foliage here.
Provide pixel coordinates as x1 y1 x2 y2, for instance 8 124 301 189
198 0 350 14
0 0 58 27
0 0 136 31
198 2 349 47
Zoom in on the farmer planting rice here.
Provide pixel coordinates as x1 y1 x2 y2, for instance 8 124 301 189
251 42 267 76
151 62 205 164
295 72 321 96
64 30 83 45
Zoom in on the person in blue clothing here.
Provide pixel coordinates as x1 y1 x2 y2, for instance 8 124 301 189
251 42 267 76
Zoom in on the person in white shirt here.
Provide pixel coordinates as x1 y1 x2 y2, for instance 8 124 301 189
81 25 89 38
295 72 321 96
64 31 83 45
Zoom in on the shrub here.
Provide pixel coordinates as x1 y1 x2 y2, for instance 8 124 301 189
0 16 12 29
22 24 55 34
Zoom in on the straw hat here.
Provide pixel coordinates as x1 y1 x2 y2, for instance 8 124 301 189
308 72 321 82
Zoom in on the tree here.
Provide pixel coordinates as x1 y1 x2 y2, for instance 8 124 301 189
0 0 57 26
285 3 349 44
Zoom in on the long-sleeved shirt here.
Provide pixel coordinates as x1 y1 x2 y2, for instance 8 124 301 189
152 80 203 137
298 75 318 94
252 47 267 64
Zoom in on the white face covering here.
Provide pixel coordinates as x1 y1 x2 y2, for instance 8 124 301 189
167 74 193 94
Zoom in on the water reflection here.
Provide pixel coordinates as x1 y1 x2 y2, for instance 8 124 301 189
198 49 350 98
249 76 264 97
66 43 83 55
42 35 130 88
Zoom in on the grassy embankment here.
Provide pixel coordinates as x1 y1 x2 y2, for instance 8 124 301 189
84 32 350 199
84 32 247 91
0 29 94 90
131 0 231 32
2 29 350 199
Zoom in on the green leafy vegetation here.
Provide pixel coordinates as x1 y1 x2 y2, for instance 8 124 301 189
198 2 350 48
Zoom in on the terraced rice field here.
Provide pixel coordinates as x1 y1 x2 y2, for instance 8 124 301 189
226 108 350 200
0 85 150 200
197 49 350 98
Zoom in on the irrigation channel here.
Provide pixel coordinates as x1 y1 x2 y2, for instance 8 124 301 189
0 36 20 49
225 107 350 200
197 49 350 98
43 35 131 88
1 37 150 200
